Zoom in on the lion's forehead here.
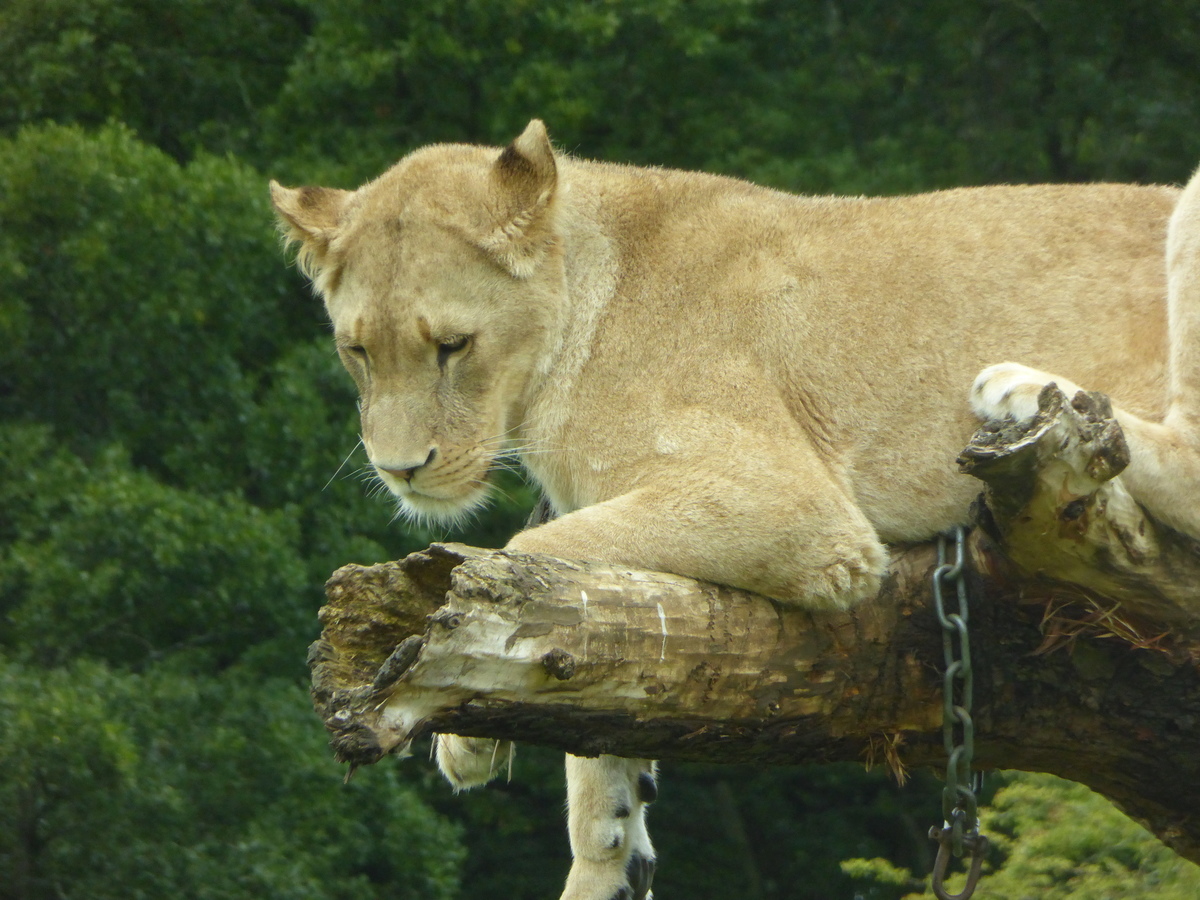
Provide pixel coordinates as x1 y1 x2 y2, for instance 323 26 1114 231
329 256 512 357
339 205 494 288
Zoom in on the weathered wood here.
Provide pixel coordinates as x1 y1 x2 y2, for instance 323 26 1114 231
309 540 946 768
961 384 1200 628
309 386 1200 861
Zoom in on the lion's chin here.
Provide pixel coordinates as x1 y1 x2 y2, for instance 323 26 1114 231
392 482 491 528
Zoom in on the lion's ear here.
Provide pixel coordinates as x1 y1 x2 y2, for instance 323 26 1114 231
481 119 559 278
269 181 351 283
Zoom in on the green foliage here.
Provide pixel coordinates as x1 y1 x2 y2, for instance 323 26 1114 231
0 657 464 900
0 122 309 483
650 762 942 899
842 773 1200 900
978 773 1200 899
0 424 309 674
0 0 310 160
263 0 770 184
260 0 1200 192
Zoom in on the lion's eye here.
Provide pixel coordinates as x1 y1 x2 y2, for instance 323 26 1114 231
436 335 471 368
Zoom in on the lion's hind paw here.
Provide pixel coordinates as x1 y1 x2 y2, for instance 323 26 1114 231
971 362 1082 424
434 734 513 790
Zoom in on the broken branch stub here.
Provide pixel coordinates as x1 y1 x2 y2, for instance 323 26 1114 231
960 384 1200 628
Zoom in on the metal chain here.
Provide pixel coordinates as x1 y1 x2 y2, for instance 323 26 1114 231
928 527 989 900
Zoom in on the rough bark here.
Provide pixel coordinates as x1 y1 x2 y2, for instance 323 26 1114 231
309 386 1200 862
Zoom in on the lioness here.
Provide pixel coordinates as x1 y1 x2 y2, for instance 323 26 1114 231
272 121 1200 900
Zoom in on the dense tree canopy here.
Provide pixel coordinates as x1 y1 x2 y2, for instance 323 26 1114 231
2 1 1198 898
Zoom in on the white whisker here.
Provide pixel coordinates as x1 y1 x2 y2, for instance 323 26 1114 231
324 438 366 491
482 479 518 506
487 459 525 475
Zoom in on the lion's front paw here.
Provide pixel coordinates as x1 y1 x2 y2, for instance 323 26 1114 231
434 734 513 790
971 362 1082 423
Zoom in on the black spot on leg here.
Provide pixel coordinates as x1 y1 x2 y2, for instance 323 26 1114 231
609 834 622 850
637 772 658 804
615 805 631 819
625 852 656 900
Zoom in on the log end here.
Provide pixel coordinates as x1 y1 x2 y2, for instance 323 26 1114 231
310 546 469 764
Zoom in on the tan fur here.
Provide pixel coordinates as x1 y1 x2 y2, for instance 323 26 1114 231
272 121 1200 900
432 735 514 792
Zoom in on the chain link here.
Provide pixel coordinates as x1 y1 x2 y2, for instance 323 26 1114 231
928 527 989 900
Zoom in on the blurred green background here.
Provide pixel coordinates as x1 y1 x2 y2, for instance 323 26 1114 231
3 2 1200 898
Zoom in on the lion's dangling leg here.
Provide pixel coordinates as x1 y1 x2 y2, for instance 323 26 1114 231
972 165 1200 540
559 755 657 900
437 734 659 900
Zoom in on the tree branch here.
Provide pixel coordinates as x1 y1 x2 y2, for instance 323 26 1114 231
309 386 1200 861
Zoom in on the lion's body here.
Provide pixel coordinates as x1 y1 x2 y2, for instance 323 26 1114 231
520 165 1174 540
272 121 1200 900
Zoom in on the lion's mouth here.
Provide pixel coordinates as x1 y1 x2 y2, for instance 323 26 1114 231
376 465 492 526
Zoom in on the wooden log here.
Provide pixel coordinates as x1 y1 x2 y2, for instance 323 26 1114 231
310 540 947 769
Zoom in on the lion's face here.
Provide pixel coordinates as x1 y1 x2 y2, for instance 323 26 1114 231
271 121 563 524
327 217 560 524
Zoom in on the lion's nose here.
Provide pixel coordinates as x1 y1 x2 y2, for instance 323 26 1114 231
378 447 438 482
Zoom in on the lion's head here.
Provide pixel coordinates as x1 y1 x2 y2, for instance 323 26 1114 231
271 120 565 524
